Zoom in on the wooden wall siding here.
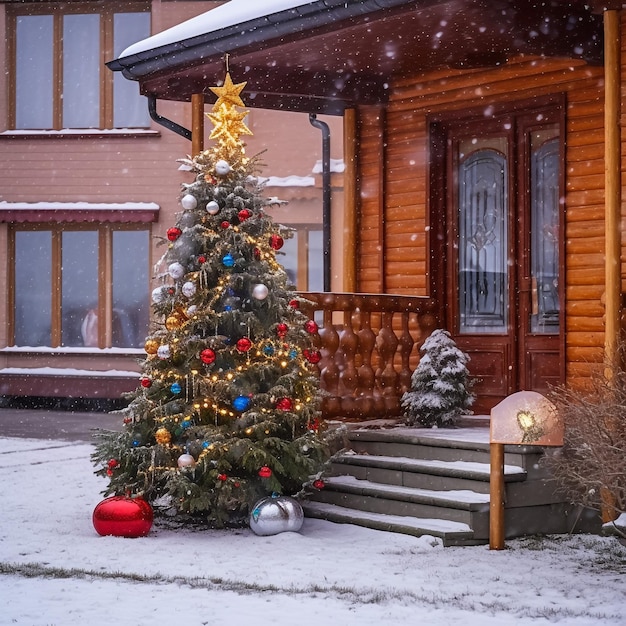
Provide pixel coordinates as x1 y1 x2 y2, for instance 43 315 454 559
355 107 386 294
355 48 612 390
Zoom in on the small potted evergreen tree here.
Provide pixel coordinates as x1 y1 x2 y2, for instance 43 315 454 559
401 329 475 428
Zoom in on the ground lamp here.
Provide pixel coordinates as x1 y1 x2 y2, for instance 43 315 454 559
489 391 563 550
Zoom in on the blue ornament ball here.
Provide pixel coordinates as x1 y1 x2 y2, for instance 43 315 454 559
222 253 235 267
263 345 275 356
232 396 251 412
170 382 182 394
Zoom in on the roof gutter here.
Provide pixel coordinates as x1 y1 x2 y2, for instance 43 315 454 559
106 0 418 80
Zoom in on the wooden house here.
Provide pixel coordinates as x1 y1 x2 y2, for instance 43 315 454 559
107 0 623 418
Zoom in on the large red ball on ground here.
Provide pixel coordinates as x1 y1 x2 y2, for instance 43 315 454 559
92 496 153 538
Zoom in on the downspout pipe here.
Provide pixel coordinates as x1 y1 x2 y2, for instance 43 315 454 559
148 95 192 141
309 114 331 292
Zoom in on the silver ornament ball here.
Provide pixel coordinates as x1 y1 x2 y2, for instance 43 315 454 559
206 200 220 215
249 495 304 536
168 262 185 280
177 453 196 468
182 281 196 298
215 160 231 176
181 194 198 210
151 287 166 303
252 284 269 300
157 344 171 360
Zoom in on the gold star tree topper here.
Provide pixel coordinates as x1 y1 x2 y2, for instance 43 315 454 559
192 69 258 180
207 72 252 152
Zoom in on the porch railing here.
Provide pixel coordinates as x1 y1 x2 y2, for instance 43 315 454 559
298 292 439 420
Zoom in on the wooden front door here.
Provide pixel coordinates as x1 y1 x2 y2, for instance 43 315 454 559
431 102 565 413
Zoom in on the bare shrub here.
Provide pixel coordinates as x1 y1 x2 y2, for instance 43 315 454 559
545 350 626 537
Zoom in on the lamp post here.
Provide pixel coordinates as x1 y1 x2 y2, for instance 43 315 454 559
489 391 564 550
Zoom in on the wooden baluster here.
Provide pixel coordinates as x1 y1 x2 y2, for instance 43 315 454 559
318 294 341 417
356 301 377 416
338 296 359 417
398 310 415 394
377 309 399 413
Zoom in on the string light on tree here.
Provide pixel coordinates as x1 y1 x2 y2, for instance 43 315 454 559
92 58 329 532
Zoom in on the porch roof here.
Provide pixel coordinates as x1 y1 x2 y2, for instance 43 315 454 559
108 0 606 115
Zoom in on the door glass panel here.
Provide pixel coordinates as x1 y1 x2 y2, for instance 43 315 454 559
62 231 99 346
112 230 150 347
530 132 560 334
63 14 100 128
15 16 53 129
458 144 508 333
14 231 52 346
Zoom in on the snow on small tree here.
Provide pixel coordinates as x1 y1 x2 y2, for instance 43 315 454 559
401 329 474 428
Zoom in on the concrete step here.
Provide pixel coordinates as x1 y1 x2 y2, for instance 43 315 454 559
347 428 549 477
313 475 490 536
331 452 526 494
302 500 482 547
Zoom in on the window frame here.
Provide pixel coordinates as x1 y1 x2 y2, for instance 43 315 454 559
8 222 151 349
7 1 151 131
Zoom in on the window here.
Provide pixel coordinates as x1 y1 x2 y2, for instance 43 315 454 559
10 225 150 349
9 3 151 130
279 227 324 290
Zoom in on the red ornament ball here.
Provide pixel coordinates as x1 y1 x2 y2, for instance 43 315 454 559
276 323 289 338
217 473 228 482
236 337 252 352
167 227 182 242
140 377 152 388
288 299 299 309
107 459 119 470
258 465 273 478
197 255 206 264
313 479 326 490
304 320 319 334
303 349 322 364
200 348 216 364
269 234 284 250
92 496 153 538
221 221 230 229
238 209 252 221
276 397 293 411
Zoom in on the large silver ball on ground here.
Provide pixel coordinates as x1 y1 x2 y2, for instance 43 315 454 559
249 495 304 536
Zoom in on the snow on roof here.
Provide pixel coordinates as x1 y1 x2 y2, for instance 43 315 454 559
120 0 316 58
258 175 315 188
0 367 140 378
313 158 345 174
0 201 159 211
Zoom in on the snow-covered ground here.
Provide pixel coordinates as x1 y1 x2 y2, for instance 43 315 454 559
0 436 624 625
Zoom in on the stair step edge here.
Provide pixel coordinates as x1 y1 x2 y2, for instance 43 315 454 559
302 501 479 546
320 475 490 510
334 453 527 481
348 428 491 452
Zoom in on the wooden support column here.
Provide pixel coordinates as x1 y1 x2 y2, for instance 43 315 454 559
489 442 506 550
191 93 205 157
604 9 622 368
343 108 357 292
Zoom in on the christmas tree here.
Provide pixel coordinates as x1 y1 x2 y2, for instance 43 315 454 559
401 329 475 428
92 71 329 528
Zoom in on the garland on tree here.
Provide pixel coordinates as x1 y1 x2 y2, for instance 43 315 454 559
92 70 329 528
